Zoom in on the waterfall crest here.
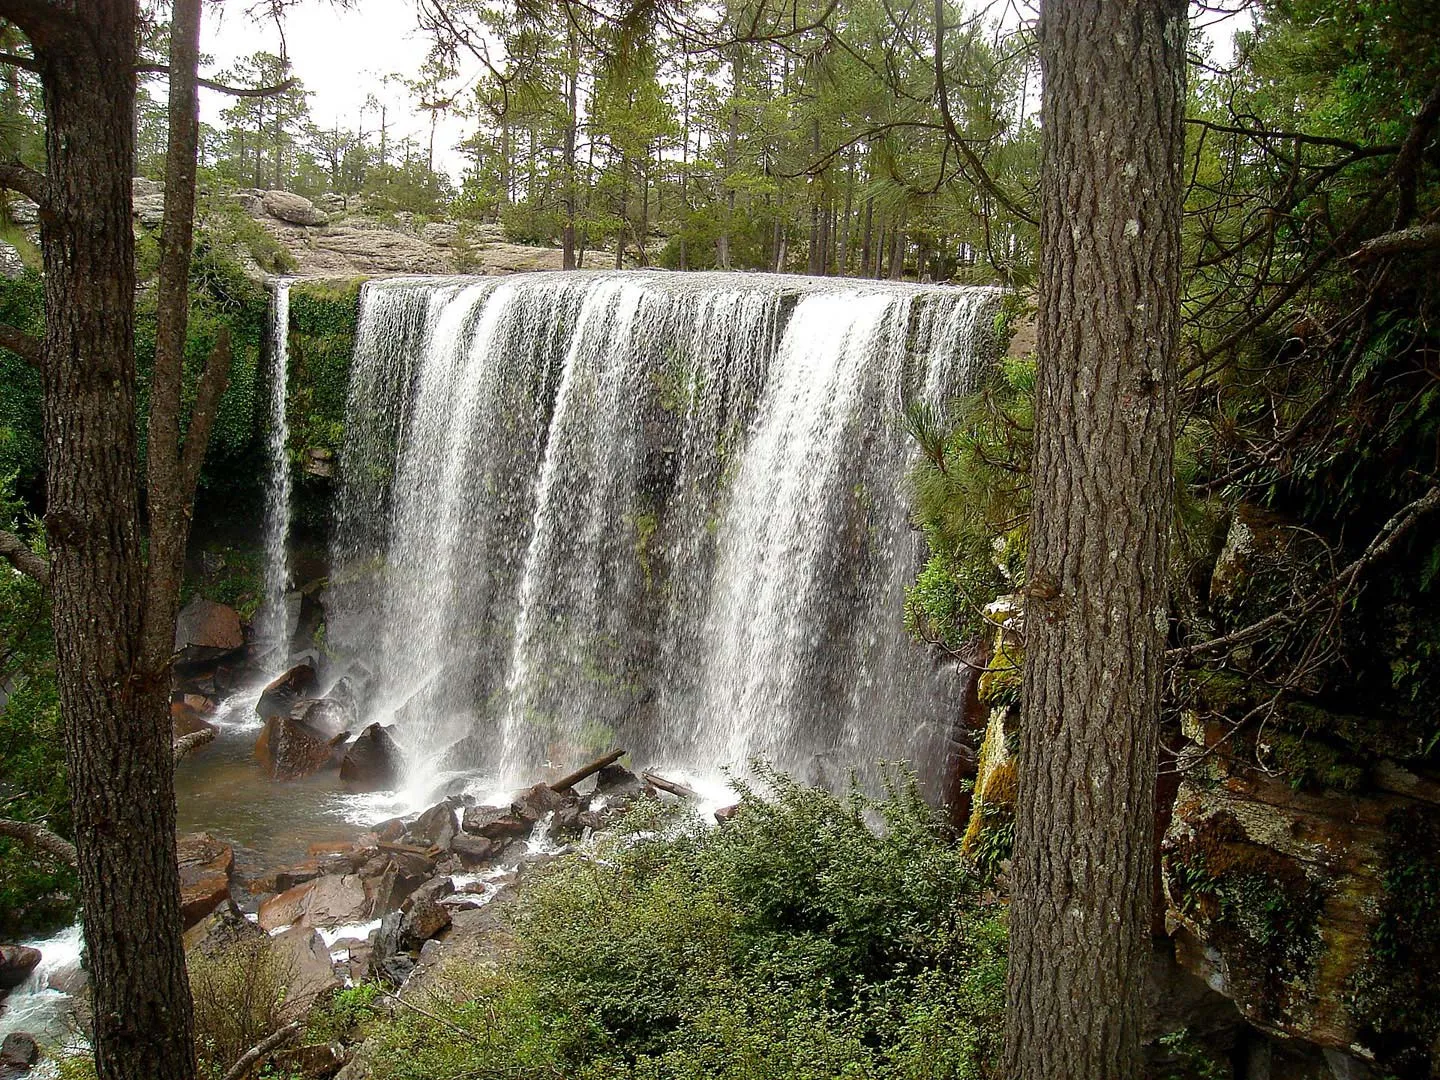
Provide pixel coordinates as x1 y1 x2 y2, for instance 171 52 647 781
327 271 1000 792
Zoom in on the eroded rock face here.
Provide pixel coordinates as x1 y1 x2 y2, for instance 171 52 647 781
1162 719 1440 1074
340 723 404 792
177 832 235 929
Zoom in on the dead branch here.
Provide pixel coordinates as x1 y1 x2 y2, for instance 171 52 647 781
549 749 626 793
1169 485 1440 661
642 772 698 799
173 726 216 765
218 1021 303 1080
135 64 299 98
0 817 77 866
1349 222 1440 264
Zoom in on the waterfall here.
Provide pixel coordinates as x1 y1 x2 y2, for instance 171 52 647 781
328 271 1000 795
259 278 295 655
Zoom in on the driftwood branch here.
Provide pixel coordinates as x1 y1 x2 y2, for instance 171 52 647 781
549 749 626 793
642 771 698 799
0 528 48 587
135 63 299 98
0 817 77 866
1349 223 1440 263
218 1021 303 1080
173 726 216 764
0 321 41 368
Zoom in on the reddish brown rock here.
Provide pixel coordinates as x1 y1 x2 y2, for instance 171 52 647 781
174 595 244 650
0 944 41 992
340 723 405 792
258 880 316 931
170 698 216 740
257 662 318 721
176 832 234 929
255 712 345 781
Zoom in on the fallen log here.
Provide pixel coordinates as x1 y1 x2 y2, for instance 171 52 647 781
549 748 626 793
642 771 698 800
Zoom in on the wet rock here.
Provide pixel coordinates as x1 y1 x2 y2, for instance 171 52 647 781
302 447 335 479
292 696 354 739
255 714 343 780
595 762 649 799
409 803 457 850
512 782 564 824
714 803 740 824
273 1042 346 1080
258 880 315 931
173 595 244 650
177 832 234 929
0 945 40 993
0 1032 39 1074
436 732 489 771
461 804 530 841
340 723 404 792
366 911 412 985
375 817 406 842
257 662 318 721
172 642 257 698
262 189 328 226
271 926 342 1019
170 698 216 742
303 874 372 926
449 832 500 867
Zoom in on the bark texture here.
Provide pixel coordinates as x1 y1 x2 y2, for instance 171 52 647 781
25 2 199 1077
1003 4 1187 1080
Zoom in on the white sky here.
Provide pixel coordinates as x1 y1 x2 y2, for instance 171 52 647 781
193 0 1249 183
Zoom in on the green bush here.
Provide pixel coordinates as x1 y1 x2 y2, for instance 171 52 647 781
359 768 1007 1080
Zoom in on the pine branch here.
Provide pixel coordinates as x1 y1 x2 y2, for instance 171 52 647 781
0 528 48 586
0 321 42 368
0 158 45 206
135 64 299 98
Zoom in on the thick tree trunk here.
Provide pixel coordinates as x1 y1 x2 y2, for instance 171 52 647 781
1003 4 1186 1080
31 4 199 1079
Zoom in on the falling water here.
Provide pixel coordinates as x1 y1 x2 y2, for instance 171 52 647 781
328 271 1000 795
258 279 295 654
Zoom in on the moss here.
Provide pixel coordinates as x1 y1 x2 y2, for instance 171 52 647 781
1163 811 1326 1015
977 640 1022 710
1258 729 1366 792
960 711 1017 877
1346 805 1440 1073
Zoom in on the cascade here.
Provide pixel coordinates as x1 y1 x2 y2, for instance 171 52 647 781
327 271 1000 795
259 278 295 654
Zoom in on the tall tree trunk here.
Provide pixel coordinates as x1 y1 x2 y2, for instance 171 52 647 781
26 2 199 1078
562 30 578 271
718 46 741 271
861 196 874 277
1003 3 1187 1080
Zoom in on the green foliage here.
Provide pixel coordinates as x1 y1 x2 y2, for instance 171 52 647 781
0 475 75 938
0 268 45 496
904 357 1032 649
189 934 296 1080
360 769 1006 1080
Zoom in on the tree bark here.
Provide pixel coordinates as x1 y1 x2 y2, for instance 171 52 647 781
10 1 201 1077
1003 4 1187 1080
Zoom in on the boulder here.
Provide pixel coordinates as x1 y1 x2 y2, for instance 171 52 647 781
420 221 459 247
714 803 740 824
340 723 404 792
437 732 490 771
0 1032 39 1075
314 192 346 213
409 802 457 850
257 662 318 721
255 712 345 781
302 447 336 478
131 176 166 228
512 782 564 824
0 239 25 281
172 642 257 698
262 189 328 227
183 907 265 956
176 832 234 929
174 595 244 650
595 762 648 799
449 832 500 867
270 926 342 1019
8 198 38 226
170 699 216 741
301 873 372 926
398 891 451 948
258 880 315 931
461 804 530 841
291 696 355 741
0 945 40 992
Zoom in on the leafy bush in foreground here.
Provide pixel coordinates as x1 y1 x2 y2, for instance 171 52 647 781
362 766 1007 1080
